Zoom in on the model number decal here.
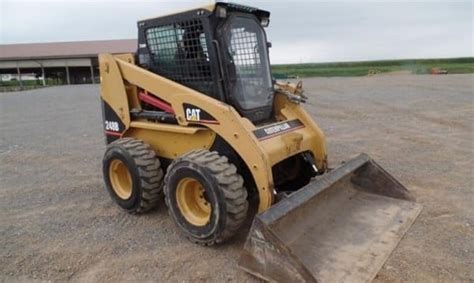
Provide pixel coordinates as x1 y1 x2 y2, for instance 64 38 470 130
253 119 304 140
105 120 120 132
263 123 290 135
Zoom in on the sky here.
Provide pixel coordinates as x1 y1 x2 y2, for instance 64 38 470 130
0 0 472 63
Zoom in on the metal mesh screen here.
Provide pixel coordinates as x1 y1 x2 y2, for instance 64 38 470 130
145 19 213 95
229 26 263 85
226 17 273 110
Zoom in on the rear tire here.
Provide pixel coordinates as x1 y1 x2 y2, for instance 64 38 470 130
164 149 248 245
103 138 163 213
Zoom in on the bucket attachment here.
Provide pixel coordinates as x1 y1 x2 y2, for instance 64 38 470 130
239 153 422 282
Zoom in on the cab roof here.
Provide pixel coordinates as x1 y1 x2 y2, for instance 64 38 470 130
139 2 270 23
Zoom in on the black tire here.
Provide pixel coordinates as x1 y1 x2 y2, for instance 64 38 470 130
164 149 248 245
103 138 163 213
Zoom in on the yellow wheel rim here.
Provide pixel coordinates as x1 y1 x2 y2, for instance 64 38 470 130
109 159 133 200
176 177 211 226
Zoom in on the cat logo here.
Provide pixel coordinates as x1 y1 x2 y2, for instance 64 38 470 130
185 108 201 121
183 103 219 124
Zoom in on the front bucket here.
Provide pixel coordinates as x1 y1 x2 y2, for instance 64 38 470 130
239 153 422 282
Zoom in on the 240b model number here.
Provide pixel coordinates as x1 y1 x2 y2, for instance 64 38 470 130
105 120 120 132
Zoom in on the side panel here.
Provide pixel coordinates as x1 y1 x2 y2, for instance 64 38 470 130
99 54 131 142
124 127 216 160
101 99 126 143
272 90 327 169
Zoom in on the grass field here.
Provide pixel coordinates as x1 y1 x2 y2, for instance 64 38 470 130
0 79 65 92
272 57 474 78
2 58 473 92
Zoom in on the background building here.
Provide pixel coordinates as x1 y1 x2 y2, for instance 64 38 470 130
0 39 137 88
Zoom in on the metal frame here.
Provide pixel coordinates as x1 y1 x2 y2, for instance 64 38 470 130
136 4 273 123
99 53 328 212
137 8 224 101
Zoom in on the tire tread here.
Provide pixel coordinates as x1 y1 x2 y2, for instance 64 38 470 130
164 149 248 245
108 138 163 213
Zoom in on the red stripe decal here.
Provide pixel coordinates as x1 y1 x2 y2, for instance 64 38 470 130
139 91 175 114
105 131 122 137
187 119 220 125
198 119 220 125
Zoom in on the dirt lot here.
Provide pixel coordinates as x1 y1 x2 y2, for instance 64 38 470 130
1 74 472 282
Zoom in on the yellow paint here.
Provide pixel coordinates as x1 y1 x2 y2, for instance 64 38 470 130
99 54 328 212
98 54 130 130
124 127 216 160
176 177 211 226
109 159 132 200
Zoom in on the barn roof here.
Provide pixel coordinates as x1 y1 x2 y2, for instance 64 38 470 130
0 39 137 60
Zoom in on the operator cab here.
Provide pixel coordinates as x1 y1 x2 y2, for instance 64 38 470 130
137 2 273 123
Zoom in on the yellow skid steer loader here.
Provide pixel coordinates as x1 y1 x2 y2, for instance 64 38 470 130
98 3 421 281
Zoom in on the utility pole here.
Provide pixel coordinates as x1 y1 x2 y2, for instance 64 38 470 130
16 62 23 89
40 62 46 86
90 62 95 84
65 66 70 85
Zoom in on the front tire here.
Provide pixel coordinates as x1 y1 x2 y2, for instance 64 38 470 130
164 149 248 245
103 138 163 213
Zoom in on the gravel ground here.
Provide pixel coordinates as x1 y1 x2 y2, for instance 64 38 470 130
1 74 473 282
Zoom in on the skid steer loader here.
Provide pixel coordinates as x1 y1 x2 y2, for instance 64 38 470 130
99 2 422 281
